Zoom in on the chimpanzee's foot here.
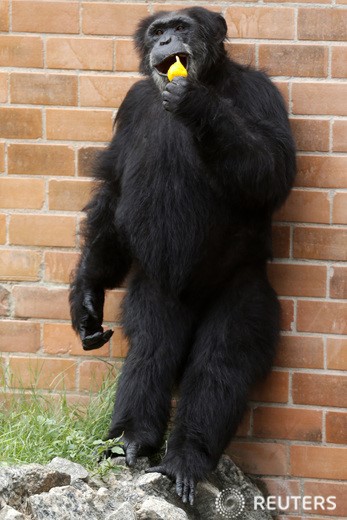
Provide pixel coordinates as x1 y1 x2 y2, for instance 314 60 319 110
145 450 211 506
147 463 196 505
102 432 159 467
82 329 113 351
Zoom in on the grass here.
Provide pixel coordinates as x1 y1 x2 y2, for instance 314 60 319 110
0 374 125 475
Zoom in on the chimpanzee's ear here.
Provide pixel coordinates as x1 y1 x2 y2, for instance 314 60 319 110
214 13 227 43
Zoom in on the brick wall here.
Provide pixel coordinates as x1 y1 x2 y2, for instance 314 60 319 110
0 0 346 514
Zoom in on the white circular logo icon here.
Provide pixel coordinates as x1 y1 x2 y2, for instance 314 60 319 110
215 488 246 518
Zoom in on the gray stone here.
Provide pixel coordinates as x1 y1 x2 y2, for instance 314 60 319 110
0 454 272 520
138 497 188 520
47 458 89 482
29 485 97 520
0 465 70 510
0 505 27 520
136 472 173 498
105 502 137 520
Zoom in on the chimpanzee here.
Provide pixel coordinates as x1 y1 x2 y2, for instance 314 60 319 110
70 7 296 505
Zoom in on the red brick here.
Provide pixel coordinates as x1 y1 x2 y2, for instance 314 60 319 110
293 373 347 407
290 118 329 152
275 335 324 369
10 215 76 248
43 323 109 357
0 143 5 173
9 356 76 391
10 73 77 106
259 44 328 77
82 3 148 36
291 445 347 479
333 120 347 152
298 300 347 334
152 4 223 13
296 155 347 189
274 189 330 224
332 46 347 78
304 481 347 517
0 214 6 244
0 72 8 102
111 326 129 358
268 263 326 297
254 407 322 441
298 8 347 41
0 108 42 139
0 249 41 282
250 370 289 403
0 35 43 67
12 1 79 34
236 409 251 437
8 144 75 176
80 75 138 108
272 225 290 258
258 478 300 515
327 338 347 370
0 321 40 353
292 83 347 116
0 178 44 209
13 286 69 320
49 179 94 211
266 0 330 4
115 39 139 72
47 38 113 71
294 227 347 261
227 441 288 476
226 43 255 68
44 251 79 284
225 7 295 40
330 265 347 299
46 109 113 142
0 1 9 31
332 192 347 224
0 285 10 316
79 360 119 392
326 412 347 445
78 146 105 177
280 299 294 331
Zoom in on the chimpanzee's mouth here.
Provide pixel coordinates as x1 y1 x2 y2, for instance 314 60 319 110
154 53 189 76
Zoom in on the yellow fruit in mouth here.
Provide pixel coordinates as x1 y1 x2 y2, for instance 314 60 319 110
167 56 188 82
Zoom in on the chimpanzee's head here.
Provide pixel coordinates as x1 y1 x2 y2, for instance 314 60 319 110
135 7 227 90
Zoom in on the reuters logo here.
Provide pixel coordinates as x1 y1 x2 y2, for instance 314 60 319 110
215 488 246 518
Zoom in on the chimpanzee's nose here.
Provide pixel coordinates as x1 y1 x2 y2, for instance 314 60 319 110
160 36 172 46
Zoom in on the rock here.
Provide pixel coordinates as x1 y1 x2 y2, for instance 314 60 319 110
193 481 220 519
0 454 272 520
105 503 137 520
47 458 89 482
0 465 70 510
0 505 28 520
29 484 97 520
136 472 174 498
138 497 188 520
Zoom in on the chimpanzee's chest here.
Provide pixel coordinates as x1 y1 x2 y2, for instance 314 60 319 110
115 105 217 289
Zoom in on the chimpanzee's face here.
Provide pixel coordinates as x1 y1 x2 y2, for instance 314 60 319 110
146 14 199 90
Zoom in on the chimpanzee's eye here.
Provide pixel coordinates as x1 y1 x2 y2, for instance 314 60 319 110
176 25 184 31
155 29 164 36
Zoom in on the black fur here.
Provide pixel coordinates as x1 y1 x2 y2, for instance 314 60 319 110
70 7 296 504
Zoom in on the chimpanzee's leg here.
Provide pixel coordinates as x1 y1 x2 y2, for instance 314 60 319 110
107 273 195 465
70 188 131 350
147 266 280 504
